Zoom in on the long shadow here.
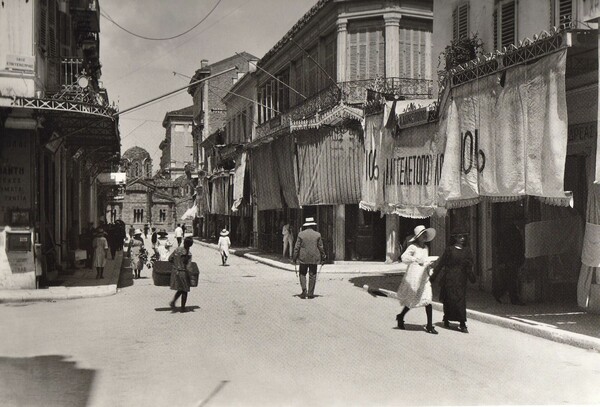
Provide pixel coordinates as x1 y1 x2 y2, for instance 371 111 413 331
154 305 201 312
0 355 95 406
348 274 404 293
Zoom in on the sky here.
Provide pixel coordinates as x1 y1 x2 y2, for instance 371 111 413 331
99 0 318 168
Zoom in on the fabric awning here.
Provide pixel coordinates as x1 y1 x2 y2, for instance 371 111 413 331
296 126 362 206
231 152 247 212
250 143 283 210
291 103 363 131
439 49 570 205
273 134 300 208
181 204 198 220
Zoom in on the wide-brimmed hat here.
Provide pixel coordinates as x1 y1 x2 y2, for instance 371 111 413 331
133 229 143 236
220 229 229 236
409 225 436 243
157 228 168 237
302 217 317 227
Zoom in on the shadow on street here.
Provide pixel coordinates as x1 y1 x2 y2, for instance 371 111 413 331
0 355 95 407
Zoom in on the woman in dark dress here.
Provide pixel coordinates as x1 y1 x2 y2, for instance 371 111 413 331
431 234 476 333
169 236 194 312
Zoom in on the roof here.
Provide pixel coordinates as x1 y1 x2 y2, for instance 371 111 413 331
162 105 194 127
188 52 259 94
259 0 332 67
122 146 151 160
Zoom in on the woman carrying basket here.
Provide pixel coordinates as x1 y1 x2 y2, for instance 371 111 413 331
168 236 194 312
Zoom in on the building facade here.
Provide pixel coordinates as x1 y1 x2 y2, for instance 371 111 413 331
0 0 120 289
159 106 194 180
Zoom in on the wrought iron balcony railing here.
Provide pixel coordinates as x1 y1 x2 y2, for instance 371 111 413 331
255 77 433 139
47 57 109 107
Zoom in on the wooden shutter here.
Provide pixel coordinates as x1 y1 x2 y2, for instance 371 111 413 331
553 0 573 28
452 3 469 41
399 19 432 80
500 0 516 49
346 22 384 81
40 0 48 50
293 58 304 106
323 33 337 88
306 46 319 96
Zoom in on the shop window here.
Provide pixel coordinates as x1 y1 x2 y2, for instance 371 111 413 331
452 2 470 41
494 0 517 50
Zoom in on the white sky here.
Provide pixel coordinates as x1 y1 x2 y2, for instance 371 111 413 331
99 0 318 168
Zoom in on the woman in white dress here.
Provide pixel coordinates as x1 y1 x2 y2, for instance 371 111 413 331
92 228 109 279
396 225 438 334
155 229 174 261
218 229 231 265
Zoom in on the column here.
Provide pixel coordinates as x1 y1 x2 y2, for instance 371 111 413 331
334 205 345 261
336 18 348 82
384 13 401 78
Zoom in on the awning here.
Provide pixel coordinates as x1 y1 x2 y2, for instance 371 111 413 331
231 152 247 212
181 204 198 220
296 126 362 206
291 103 363 131
250 143 283 210
439 49 570 205
272 134 300 208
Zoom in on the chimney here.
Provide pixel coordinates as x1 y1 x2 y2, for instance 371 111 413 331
201 59 209 68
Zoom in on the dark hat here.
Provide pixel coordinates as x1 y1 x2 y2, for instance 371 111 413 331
157 228 168 236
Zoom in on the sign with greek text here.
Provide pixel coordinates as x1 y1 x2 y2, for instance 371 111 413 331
5 55 35 73
0 132 32 223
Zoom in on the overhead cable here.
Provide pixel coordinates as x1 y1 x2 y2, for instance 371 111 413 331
291 38 340 91
234 52 306 100
100 0 223 41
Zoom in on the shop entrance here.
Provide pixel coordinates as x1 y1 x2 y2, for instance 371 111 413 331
345 205 386 261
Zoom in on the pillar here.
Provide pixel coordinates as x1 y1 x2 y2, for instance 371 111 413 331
334 205 345 261
384 13 401 79
385 215 400 263
336 18 348 82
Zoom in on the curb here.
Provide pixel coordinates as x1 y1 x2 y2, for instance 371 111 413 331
0 255 124 304
363 285 600 353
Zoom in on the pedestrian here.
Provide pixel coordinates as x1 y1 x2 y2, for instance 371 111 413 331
174 223 184 247
151 227 158 246
182 223 187 236
156 228 173 261
218 229 231 265
292 217 326 299
169 236 194 312
282 222 294 259
92 228 109 279
396 225 438 334
128 229 145 279
431 233 476 333
107 223 119 260
128 224 135 239
493 221 526 305
143 223 149 239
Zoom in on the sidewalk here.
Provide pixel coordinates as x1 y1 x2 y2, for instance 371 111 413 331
0 250 125 303
197 238 600 352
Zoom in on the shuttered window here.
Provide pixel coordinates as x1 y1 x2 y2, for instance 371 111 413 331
292 58 304 106
322 32 337 88
552 0 573 28
306 46 320 96
40 0 48 49
398 19 433 80
346 21 385 81
495 0 517 50
452 3 469 41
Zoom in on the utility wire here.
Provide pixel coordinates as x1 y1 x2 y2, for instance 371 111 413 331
100 0 223 41
208 82 280 114
235 52 306 100
291 38 340 90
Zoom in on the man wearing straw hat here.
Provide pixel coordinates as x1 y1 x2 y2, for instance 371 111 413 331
292 217 326 299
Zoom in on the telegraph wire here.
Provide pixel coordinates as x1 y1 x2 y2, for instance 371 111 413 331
100 0 224 41
290 38 340 90
234 52 306 100
208 82 280 114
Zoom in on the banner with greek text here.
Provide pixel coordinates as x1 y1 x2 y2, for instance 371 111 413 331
440 49 568 205
360 107 445 218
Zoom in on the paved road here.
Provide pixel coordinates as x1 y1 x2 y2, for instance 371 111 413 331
1 243 600 406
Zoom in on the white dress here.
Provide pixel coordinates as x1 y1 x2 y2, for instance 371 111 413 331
218 236 231 257
397 244 433 308
155 237 173 261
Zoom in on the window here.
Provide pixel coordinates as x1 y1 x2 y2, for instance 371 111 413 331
452 3 470 41
134 209 144 223
399 19 433 80
346 21 385 81
159 209 166 222
494 0 517 50
552 0 573 29
257 69 290 124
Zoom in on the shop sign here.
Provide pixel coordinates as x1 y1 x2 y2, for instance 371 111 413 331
0 133 31 222
568 122 596 144
5 55 34 73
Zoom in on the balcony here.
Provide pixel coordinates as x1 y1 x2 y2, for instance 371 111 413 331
256 77 433 139
47 58 108 107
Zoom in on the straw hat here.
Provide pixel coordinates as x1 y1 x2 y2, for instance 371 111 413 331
220 229 229 236
302 217 317 227
409 225 436 243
